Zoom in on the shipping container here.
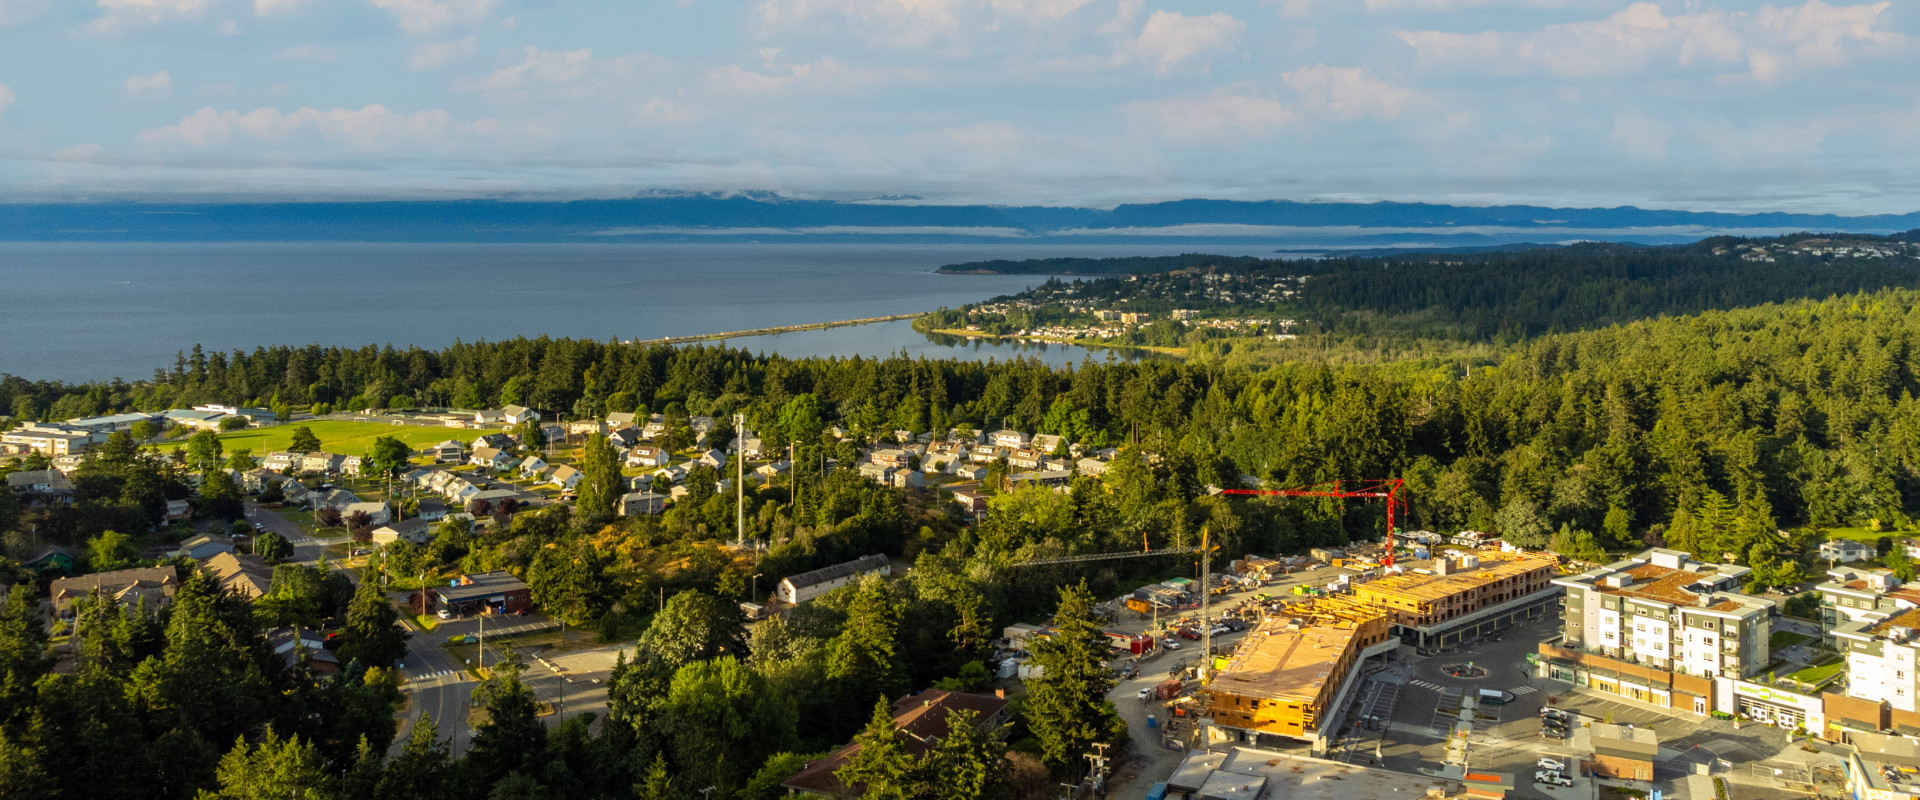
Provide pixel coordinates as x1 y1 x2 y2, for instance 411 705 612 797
1155 678 1184 700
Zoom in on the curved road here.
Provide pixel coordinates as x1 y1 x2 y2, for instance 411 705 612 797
246 501 477 754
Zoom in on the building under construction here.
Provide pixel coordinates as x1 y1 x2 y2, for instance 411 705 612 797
1352 549 1559 649
1202 596 1393 754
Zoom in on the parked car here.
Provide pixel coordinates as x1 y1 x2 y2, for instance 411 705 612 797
1536 758 1566 772
1163 640 1182 650
1534 772 1573 787
1177 628 1201 641
1137 687 1156 701
1540 707 1569 720
1539 728 1568 739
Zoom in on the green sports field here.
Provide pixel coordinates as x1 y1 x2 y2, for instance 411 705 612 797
157 420 479 455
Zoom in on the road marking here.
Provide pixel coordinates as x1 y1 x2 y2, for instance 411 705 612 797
1511 686 1538 695
1411 680 1445 690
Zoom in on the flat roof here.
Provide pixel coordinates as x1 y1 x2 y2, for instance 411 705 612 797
434 571 528 602
1357 551 1552 603
1868 607 1920 637
1170 748 1446 800
1210 615 1362 703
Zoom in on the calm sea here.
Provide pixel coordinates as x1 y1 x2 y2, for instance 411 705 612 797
0 242 1279 381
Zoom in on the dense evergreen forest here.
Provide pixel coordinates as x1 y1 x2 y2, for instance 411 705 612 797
936 232 1920 341
9 233 1920 799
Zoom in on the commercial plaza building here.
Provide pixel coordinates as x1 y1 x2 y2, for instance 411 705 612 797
1204 549 1551 755
1351 548 1561 649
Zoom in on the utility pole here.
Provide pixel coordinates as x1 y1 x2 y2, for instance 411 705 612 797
735 413 745 549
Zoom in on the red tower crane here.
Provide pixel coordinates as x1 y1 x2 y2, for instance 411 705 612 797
1220 478 1407 568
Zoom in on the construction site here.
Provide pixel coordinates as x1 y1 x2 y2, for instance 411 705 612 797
1352 549 1560 649
1200 548 1560 754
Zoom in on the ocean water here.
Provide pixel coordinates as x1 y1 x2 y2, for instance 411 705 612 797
0 242 1275 381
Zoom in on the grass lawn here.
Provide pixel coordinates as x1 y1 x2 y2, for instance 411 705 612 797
1821 526 1918 543
1783 660 1845 686
1770 631 1812 649
154 420 472 456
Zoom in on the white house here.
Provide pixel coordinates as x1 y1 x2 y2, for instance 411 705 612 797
989 429 1028 449
1030 433 1063 454
776 554 892 605
470 447 515 471
548 465 583 491
626 446 669 468
518 455 548 478
371 518 433 547
343 501 392 527
618 491 667 517
1822 538 1877 564
654 464 688 484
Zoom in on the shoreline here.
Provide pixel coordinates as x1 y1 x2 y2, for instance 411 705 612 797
922 327 1187 357
627 313 927 345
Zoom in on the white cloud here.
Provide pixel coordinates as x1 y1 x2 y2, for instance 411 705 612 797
456 46 595 99
88 0 210 34
1121 91 1294 143
988 0 1095 20
0 0 48 26
1282 64 1423 120
1692 119 1826 160
1395 0 1902 82
214 18 239 34
137 104 463 148
280 43 337 62
409 36 477 71
253 0 305 13
1607 110 1670 159
123 70 172 100
368 0 498 36
1127 11 1243 76
0 81 14 119
708 57 917 95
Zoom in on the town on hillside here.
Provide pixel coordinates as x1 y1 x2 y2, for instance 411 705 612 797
5 390 1920 800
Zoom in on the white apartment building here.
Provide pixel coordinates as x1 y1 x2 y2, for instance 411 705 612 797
1837 608 1920 712
1555 548 1775 681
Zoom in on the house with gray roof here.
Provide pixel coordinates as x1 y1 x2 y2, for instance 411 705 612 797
776 554 892 605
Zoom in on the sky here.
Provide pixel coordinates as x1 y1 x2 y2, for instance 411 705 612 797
0 0 1915 212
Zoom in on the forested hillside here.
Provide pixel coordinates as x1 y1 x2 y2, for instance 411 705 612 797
937 232 1920 341
10 250 1920 800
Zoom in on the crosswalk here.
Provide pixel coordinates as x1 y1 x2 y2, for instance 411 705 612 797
1411 679 1446 691
287 537 318 545
1511 686 1539 696
410 668 460 679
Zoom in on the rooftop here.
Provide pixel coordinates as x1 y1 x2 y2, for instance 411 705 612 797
1357 550 1553 603
1867 607 1920 638
1210 613 1365 703
783 554 891 590
1167 748 1452 800
781 690 1008 796
434 571 529 602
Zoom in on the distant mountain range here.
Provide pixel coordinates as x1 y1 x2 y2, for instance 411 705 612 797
3 194 1917 246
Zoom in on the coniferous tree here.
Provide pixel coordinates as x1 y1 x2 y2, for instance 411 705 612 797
336 571 407 668
833 698 915 800
576 432 623 519
1023 580 1125 776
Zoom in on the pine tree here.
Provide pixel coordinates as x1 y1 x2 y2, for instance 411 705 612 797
635 753 678 800
925 708 1009 800
834 698 915 800
577 432 624 518
336 571 407 668
826 576 904 739
379 714 455 800
1024 580 1125 775
203 728 331 800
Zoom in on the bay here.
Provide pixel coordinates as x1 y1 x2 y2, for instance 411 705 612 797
0 241 1277 381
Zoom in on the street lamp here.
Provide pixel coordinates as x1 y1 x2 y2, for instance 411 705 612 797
751 573 762 602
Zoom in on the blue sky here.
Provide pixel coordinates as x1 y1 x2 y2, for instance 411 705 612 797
0 0 1914 212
